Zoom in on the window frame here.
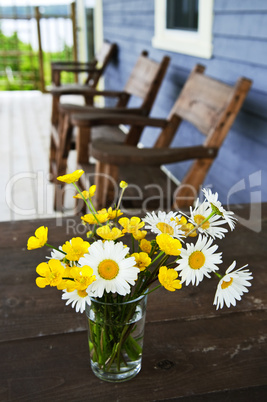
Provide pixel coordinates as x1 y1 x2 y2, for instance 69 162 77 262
152 0 214 59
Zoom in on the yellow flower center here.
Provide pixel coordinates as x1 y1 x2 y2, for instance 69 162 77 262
189 251 205 269
156 222 174 235
221 277 233 289
98 259 119 280
77 289 88 298
194 214 210 229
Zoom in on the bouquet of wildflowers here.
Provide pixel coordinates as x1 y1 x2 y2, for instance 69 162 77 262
27 170 253 379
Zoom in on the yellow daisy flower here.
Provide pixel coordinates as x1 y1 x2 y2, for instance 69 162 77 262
156 233 182 256
57 169 84 184
65 266 96 292
139 239 152 254
96 225 124 240
131 252 151 271
73 185 96 200
119 217 145 235
27 226 48 250
158 266 182 292
81 211 109 225
62 237 90 261
36 259 65 288
104 207 123 220
133 230 147 241
172 216 197 237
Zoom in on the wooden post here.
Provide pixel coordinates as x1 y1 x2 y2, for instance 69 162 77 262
35 6 45 93
71 2 78 83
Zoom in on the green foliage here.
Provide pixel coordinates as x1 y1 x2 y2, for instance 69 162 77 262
0 28 74 91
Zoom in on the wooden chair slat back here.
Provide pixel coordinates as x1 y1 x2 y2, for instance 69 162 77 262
95 41 117 69
123 53 170 111
120 53 170 146
85 42 117 86
154 65 252 152
204 77 252 148
169 70 238 136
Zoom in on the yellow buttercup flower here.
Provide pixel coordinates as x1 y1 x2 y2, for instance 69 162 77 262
158 266 182 292
86 230 94 239
57 169 84 184
133 230 147 241
131 252 151 271
139 238 152 254
156 233 182 256
62 237 90 261
73 185 96 200
36 259 65 288
27 226 48 250
119 217 145 235
81 211 109 225
120 181 128 189
98 207 123 220
65 266 96 292
96 225 123 241
172 216 197 237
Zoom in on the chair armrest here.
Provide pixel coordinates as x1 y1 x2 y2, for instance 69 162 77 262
51 61 99 86
71 113 168 128
51 61 98 74
50 86 127 98
59 103 145 115
91 140 218 166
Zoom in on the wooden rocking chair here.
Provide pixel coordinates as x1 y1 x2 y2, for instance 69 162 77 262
70 64 252 211
52 52 170 210
50 41 117 127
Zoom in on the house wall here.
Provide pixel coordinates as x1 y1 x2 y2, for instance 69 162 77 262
102 0 267 204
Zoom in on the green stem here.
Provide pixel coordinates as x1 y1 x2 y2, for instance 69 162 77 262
186 211 216 237
214 271 223 279
132 234 135 254
45 243 66 255
148 250 165 267
116 187 126 211
73 183 102 225
145 284 161 296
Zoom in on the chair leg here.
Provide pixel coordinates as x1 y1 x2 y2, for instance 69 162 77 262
56 113 72 176
54 182 65 212
173 158 213 209
49 132 56 182
49 102 65 182
52 113 73 211
51 94 60 127
94 162 119 210
76 126 91 164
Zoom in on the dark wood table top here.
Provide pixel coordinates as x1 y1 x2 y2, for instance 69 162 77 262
0 204 266 401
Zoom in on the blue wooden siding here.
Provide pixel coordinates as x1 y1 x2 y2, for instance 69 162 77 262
102 0 267 204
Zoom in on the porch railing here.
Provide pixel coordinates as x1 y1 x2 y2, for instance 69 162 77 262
0 2 77 92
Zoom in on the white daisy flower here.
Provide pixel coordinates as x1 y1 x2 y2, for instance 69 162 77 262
202 188 237 230
143 211 184 239
80 240 139 298
190 199 228 239
213 261 253 310
175 235 222 286
62 289 91 313
47 246 65 260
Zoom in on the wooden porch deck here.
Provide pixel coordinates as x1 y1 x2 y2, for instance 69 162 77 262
0 90 79 222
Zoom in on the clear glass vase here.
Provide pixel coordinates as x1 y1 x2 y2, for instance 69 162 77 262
85 293 147 382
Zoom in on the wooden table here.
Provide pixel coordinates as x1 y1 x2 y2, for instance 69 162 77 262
0 204 266 401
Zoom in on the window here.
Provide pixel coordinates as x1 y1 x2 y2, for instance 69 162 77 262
152 0 213 58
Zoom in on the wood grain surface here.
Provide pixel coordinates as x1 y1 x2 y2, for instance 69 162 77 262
0 204 266 401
